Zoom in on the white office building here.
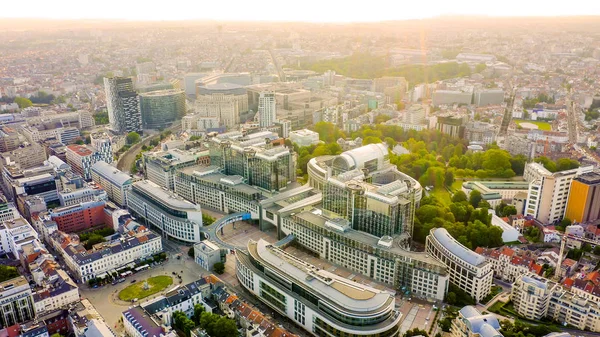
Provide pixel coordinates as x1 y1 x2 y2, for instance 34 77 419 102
258 92 276 128
236 239 402 337
425 228 493 302
193 240 226 272
91 162 133 207
0 217 39 259
289 129 320 147
127 180 203 243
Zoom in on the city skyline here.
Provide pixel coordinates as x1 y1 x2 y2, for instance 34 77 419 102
3 0 600 22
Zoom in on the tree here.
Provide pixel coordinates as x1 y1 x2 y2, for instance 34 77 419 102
444 170 454 187
213 262 225 274
451 191 468 203
446 292 457 305
200 312 220 336
0 265 19 283
14 97 33 109
501 205 517 217
75 139 84 145
469 190 483 208
193 304 205 326
83 234 106 250
404 328 429 337
189 135 202 141
188 247 195 258
594 245 600 256
212 317 239 337
202 214 215 226
50 333 63 337
126 132 141 145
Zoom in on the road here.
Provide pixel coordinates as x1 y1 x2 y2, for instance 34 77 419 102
499 87 517 135
116 124 181 173
566 96 578 144
268 49 285 81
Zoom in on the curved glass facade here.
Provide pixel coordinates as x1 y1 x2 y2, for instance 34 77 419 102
139 89 186 129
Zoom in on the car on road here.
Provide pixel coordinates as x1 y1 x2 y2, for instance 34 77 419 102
131 280 136 283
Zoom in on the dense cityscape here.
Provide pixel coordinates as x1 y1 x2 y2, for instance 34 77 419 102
0 12 600 337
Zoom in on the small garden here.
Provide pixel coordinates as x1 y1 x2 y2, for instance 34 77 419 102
118 275 173 301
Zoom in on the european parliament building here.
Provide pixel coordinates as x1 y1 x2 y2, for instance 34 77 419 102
208 131 295 192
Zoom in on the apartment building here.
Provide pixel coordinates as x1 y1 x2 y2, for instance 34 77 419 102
425 228 493 302
475 246 543 283
1 143 47 170
450 306 502 337
236 239 402 337
32 269 79 315
512 274 557 320
0 217 39 259
512 274 600 332
49 227 162 282
0 126 20 152
0 276 36 327
66 145 102 181
89 133 113 164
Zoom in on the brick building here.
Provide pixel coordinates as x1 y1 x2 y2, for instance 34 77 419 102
49 200 106 233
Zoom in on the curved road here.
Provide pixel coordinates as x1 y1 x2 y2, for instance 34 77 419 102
116 124 181 173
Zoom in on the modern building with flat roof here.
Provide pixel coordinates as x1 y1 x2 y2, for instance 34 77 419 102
278 208 448 301
208 131 295 192
462 181 530 206
91 162 132 207
236 239 402 337
524 163 594 224
139 89 186 130
565 171 600 223
174 165 264 219
0 276 35 327
143 149 206 191
308 143 422 238
425 228 493 302
126 180 203 243
289 129 320 147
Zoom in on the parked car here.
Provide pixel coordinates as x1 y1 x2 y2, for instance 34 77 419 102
131 280 136 284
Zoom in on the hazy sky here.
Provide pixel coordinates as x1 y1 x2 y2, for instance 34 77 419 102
3 0 600 22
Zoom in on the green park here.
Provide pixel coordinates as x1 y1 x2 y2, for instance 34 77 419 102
118 275 173 301
514 119 552 131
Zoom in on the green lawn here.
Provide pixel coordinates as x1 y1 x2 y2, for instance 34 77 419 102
430 188 452 206
118 275 173 301
514 119 551 131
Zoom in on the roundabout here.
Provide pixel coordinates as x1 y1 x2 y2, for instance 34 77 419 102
118 275 173 301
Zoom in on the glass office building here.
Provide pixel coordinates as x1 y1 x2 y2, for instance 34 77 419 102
139 89 186 129
208 132 295 192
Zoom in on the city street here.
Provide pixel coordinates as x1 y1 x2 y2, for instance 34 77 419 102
80 252 209 330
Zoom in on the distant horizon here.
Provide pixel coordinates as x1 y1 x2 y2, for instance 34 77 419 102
2 0 600 23
1 14 600 25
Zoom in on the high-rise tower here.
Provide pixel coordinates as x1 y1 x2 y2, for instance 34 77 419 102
104 77 142 134
258 91 276 128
